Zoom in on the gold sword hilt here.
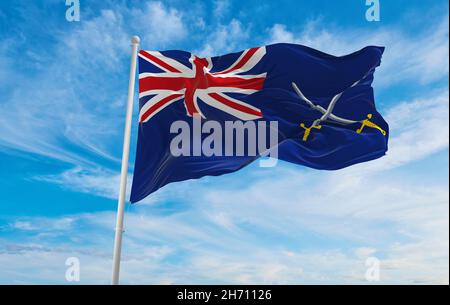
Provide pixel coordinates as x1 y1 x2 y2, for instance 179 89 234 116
356 114 386 136
300 123 322 141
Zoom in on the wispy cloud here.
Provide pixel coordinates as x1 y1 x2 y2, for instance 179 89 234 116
0 9 127 166
372 89 449 170
35 167 122 200
196 19 250 56
213 0 231 19
131 2 187 47
2 162 448 285
0 2 189 168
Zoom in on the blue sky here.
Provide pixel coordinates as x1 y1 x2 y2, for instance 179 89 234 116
0 0 448 284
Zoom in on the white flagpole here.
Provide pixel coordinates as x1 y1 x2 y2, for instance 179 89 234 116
111 35 140 285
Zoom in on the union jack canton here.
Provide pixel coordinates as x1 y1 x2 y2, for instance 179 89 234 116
130 43 389 203
138 47 266 122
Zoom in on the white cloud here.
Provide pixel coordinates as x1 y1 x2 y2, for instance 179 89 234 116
0 9 127 166
35 167 122 200
14 218 73 231
0 2 188 167
354 247 377 259
2 170 447 285
34 166 193 205
213 0 231 19
131 2 187 47
196 19 250 57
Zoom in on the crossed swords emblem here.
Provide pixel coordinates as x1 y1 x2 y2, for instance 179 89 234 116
291 78 386 142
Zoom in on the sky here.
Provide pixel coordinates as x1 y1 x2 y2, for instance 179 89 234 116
0 0 448 284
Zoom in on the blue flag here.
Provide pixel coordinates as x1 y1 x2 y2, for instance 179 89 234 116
130 43 388 203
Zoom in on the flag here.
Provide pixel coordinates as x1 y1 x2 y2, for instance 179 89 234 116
130 43 388 203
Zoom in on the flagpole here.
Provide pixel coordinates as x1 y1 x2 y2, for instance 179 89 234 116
111 35 140 285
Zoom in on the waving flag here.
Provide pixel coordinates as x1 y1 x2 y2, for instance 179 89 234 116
130 43 389 203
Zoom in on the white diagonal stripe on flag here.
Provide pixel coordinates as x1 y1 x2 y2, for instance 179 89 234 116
197 90 262 121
